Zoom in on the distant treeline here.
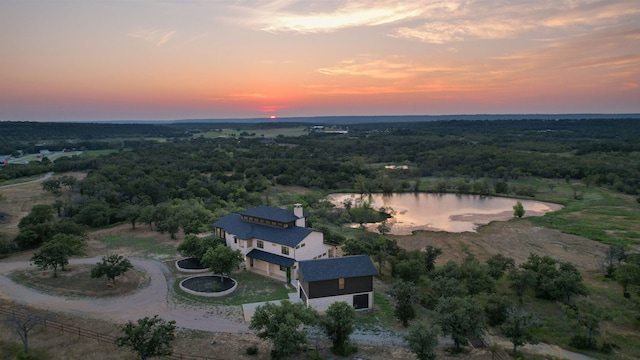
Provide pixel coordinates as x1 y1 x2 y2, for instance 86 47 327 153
1 119 639 195
0 121 188 155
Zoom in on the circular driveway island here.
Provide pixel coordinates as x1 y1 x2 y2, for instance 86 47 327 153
0 257 249 333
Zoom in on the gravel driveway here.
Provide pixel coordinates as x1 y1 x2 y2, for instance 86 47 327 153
0 257 249 333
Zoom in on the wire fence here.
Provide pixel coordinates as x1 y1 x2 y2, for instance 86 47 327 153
0 306 218 360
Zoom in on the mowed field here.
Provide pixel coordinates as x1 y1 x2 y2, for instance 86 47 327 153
194 127 308 139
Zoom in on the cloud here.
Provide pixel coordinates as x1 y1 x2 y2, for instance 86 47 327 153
239 0 445 33
391 19 531 44
542 0 640 28
232 0 639 44
494 27 640 72
128 28 176 46
312 22 640 96
317 55 465 80
390 0 640 44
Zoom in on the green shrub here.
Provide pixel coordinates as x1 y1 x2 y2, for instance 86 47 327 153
245 344 258 355
600 342 620 354
331 342 357 356
569 335 597 350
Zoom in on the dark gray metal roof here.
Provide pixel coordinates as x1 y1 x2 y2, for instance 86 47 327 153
298 255 378 282
240 206 300 223
213 213 313 247
246 249 295 267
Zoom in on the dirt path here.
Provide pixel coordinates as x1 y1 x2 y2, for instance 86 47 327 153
0 257 249 333
0 172 53 189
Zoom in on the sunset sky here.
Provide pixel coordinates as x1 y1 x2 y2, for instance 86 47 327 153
1 0 639 121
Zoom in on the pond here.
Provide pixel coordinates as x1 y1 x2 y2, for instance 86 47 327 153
328 193 562 235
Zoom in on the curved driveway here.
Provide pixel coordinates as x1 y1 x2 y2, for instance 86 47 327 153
0 257 249 333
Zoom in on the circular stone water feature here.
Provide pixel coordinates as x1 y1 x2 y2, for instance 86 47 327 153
179 275 237 297
175 257 208 273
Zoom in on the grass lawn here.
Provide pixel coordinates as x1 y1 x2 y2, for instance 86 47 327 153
354 291 396 332
100 235 177 258
173 270 292 306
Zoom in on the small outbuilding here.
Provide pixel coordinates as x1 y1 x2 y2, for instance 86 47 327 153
297 255 378 312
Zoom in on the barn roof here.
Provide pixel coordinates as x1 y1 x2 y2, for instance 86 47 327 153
298 255 378 282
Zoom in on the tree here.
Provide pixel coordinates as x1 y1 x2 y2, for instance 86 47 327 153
550 261 588 303
377 220 391 235
314 225 346 246
500 308 538 354
59 175 77 191
513 201 525 218
323 301 356 355
177 234 220 261
42 178 62 196
423 245 443 273
341 238 372 256
30 234 85 277
484 294 512 326
120 204 141 229
390 280 418 327
435 296 485 352
404 322 439 360
615 262 640 297
486 253 515 280
563 300 611 347
518 253 587 302
7 313 43 354
249 300 319 359
0 231 13 255
201 244 243 281
18 204 54 229
116 315 177 360
91 254 134 285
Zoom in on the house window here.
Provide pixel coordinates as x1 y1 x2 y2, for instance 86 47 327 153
281 246 289 255
338 278 345 290
279 265 287 272
234 237 237 244
257 240 264 249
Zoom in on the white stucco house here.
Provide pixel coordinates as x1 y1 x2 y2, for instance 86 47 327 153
213 204 333 282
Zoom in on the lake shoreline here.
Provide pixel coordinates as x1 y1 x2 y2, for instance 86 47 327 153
328 193 563 235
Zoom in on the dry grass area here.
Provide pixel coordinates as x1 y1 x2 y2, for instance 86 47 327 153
0 172 87 236
391 219 610 273
9 264 149 298
0 176 56 237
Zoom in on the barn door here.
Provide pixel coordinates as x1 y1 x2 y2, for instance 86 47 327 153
353 294 369 309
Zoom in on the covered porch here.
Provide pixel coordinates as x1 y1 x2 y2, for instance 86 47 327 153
245 249 295 283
